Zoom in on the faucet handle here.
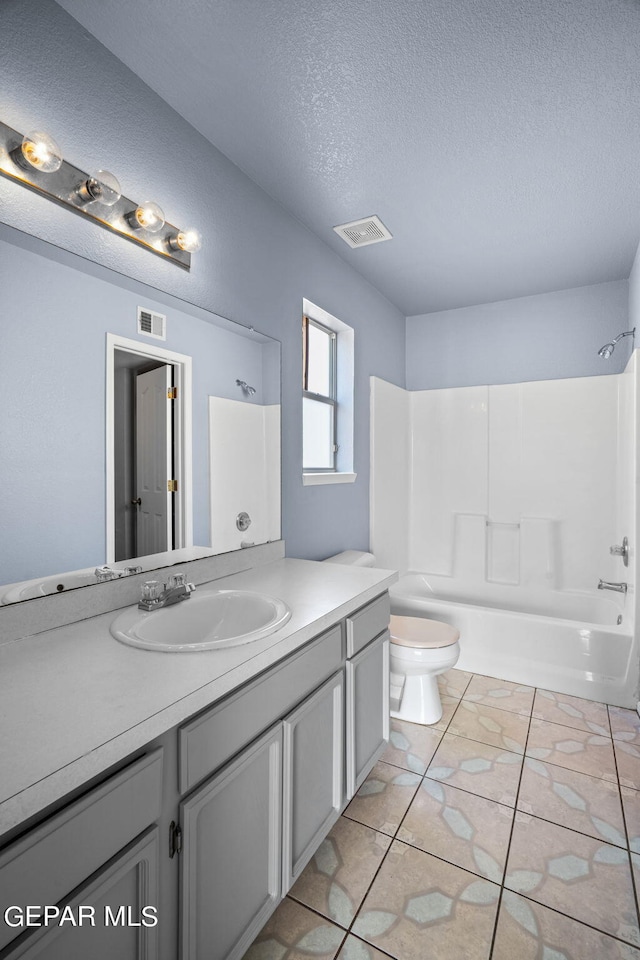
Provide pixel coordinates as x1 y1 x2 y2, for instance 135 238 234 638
609 537 629 567
168 572 196 594
141 580 163 602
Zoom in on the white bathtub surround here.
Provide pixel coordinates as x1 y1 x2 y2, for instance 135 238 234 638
370 356 638 706
208 396 281 553
391 574 634 707
369 377 410 572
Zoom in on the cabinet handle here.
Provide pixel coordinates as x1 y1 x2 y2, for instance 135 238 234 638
169 820 183 858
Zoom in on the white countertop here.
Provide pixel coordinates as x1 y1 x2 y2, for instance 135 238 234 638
0 558 396 835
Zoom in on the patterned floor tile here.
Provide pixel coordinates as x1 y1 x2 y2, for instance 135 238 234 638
447 700 529 754
382 718 443 774
518 757 626 846
622 787 640 853
288 817 391 928
632 853 640 911
431 694 459 732
351 840 499 960
462 674 535 717
344 761 421 836
492 890 640 960
397 778 514 882
437 668 473 699
610 706 640 745
616 741 640 790
426 732 523 806
526 717 617 781
505 813 640 945
243 896 345 960
533 689 611 735
335 936 391 960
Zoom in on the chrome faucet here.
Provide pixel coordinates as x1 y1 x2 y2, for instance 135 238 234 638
598 579 628 594
138 573 196 610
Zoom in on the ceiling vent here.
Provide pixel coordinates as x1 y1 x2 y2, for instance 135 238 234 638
333 215 392 249
137 306 166 340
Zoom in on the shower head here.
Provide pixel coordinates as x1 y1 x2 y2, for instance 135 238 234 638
597 328 635 359
236 379 256 396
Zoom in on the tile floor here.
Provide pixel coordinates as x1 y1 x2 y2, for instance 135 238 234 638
243 670 640 960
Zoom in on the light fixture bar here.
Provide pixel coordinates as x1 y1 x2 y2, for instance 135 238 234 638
0 120 194 270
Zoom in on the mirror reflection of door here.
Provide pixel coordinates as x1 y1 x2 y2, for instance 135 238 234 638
135 364 173 556
113 350 175 561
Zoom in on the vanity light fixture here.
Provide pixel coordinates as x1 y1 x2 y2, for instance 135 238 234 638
168 228 202 253
19 130 63 173
0 119 201 270
76 169 121 207
130 200 165 233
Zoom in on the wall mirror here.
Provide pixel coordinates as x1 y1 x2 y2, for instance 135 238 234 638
0 221 281 604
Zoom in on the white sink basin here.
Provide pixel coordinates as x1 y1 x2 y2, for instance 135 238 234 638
1 570 99 604
110 589 291 652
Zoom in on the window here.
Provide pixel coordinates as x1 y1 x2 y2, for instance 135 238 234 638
303 316 337 471
302 300 356 485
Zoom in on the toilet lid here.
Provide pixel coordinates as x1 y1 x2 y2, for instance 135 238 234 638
389 614 460 649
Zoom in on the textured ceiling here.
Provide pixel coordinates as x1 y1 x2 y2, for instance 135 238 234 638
56 0 640 315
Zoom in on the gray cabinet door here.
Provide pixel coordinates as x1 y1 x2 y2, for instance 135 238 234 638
282 671 344 892
4 828 159 960
346 632 390 799
179 725 282 960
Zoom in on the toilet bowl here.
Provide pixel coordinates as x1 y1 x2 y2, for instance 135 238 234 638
389 614 460 725
323 551 461 726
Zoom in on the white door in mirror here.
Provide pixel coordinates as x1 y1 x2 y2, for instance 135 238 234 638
110 589 291 652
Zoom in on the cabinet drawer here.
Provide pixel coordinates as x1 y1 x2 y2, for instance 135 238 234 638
346 593 390 657
0 749 163 953
179 625 343 794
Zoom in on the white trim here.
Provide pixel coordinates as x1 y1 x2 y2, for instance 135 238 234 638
303 472 357 486
106 333 193 563
302 299 355 476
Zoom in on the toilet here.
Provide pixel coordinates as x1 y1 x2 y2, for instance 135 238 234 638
388 614 460 725
323 551 461 725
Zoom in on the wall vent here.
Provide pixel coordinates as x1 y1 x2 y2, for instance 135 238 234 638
137 306 166 340
333 215 392 249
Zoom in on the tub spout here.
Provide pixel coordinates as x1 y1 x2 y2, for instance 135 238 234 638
598 579 628 594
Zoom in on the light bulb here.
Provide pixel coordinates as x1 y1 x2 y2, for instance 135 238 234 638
77 169 121 206
132 201 165 233
21 130 63 173
169 228 202 253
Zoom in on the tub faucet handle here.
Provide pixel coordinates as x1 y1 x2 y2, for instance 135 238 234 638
609 537 629 567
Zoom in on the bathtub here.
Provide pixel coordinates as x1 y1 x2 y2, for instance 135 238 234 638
389 573 637 707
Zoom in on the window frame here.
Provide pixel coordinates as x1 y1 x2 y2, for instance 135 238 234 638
302 315 338 472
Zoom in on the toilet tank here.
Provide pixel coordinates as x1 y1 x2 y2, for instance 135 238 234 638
323 550 376 567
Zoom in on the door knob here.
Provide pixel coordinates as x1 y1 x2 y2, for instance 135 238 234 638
131 497 142 506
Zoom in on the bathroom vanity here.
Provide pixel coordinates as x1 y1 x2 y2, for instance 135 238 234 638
0 558 395 960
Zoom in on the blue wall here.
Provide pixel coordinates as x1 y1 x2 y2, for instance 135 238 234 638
406 280 630 390
0 0 406 563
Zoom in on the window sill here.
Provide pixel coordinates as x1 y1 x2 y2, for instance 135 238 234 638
303 472 357 486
